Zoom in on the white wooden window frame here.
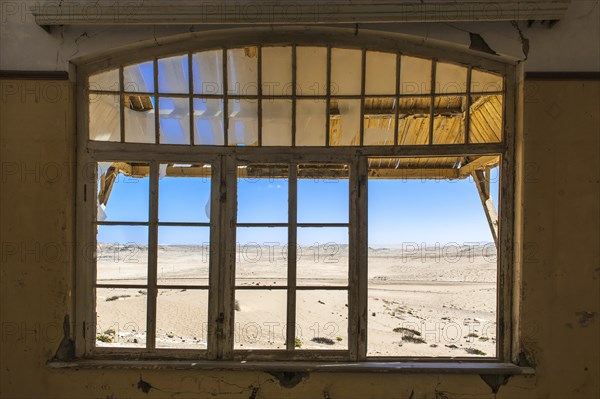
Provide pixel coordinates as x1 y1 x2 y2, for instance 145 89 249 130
74 27 517 365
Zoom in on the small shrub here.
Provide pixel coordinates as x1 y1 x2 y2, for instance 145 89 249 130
336 336 343 342
103 328 116 335
311 337 335 345
401 335 426 344
465 347 486 356
466 333 479 338
96 334 112 343
294 337 302 348
166 332 175 338
393 327 421 336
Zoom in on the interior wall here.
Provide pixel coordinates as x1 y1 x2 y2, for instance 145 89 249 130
1 73 598 398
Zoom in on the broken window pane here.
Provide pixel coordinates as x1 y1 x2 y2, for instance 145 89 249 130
471 69 503 93
262 99 292 146
436 62 468 94
400 56 432 95
432 95 466 144
158 54 189 94
96 288 146 348
192 50 223 95
262 46 292 96
366 157 499 357
296 46 327 96
96 225 148 285
123 61 154 93
297 164 349 223
156 289 209 349
331 48 362 95
159 97 190 145
124 95 155 143
157 227 210 286
97 162 149 222
297 227 348 287
366 51 397 95
193 98 224 145
397 97 432 145
235 227 288 287
158 164 212 223
89 94 120 141
296 99 326 146
234 290 287 350
228 99 258 146
88 68 119 92
237 164 288 223
295 290 348 350
364 97 396 146
227 47 258 96
329 99 361 146
469 95 503 143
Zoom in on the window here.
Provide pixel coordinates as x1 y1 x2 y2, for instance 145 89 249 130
78 37 515 363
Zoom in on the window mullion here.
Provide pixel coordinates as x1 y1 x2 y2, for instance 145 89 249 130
207 156 223 359
349 156 368 360
220 154 237 359
286 164 298 351
146 161 159 350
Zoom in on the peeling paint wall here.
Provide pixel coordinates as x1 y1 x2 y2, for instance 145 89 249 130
1 3 600 398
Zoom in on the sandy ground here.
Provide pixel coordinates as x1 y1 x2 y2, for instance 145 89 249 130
96 243 497 357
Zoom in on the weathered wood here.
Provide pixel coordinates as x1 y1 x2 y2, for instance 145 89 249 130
472 169 499 247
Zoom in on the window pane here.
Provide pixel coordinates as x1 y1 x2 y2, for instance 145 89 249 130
296 47 327 96
329 99 360 146
432 96 466 144
89 94 120 141
123 61 154 93
366 51 396 95
159 97 190 145
158 54 189 94
262 99 292 146
471 69 503 93
156 289 209 349
297 228 348 287
235 228 288 287
470 95 503 143
400 56 431 95
97 225 148 285
367 157 499 357
157 226 210 286
96 288 146 348
97 162 149 222
227 47 258 95
193 50 223 95
296 290 348 350
159 164 211 223
124 95 155 143
237 164 288 223
436 62 468 94
331 48 361 95
297 164 349 223
397 97 432 145
234 290 287 350
228 99 258 146
296 99 326 146
364 97 396 145
89 69 119 92
194 98 224 145
262 46 292 96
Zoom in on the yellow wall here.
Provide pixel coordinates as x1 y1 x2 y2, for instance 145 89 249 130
0 78 598 398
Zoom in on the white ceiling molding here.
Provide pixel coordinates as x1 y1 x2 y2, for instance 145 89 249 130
32 1 571 30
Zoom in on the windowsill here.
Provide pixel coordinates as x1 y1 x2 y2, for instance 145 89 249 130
48 359 534 375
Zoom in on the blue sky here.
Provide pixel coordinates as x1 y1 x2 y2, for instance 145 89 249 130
98 166 499 246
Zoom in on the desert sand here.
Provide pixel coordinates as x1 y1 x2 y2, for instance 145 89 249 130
96 242 497 357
